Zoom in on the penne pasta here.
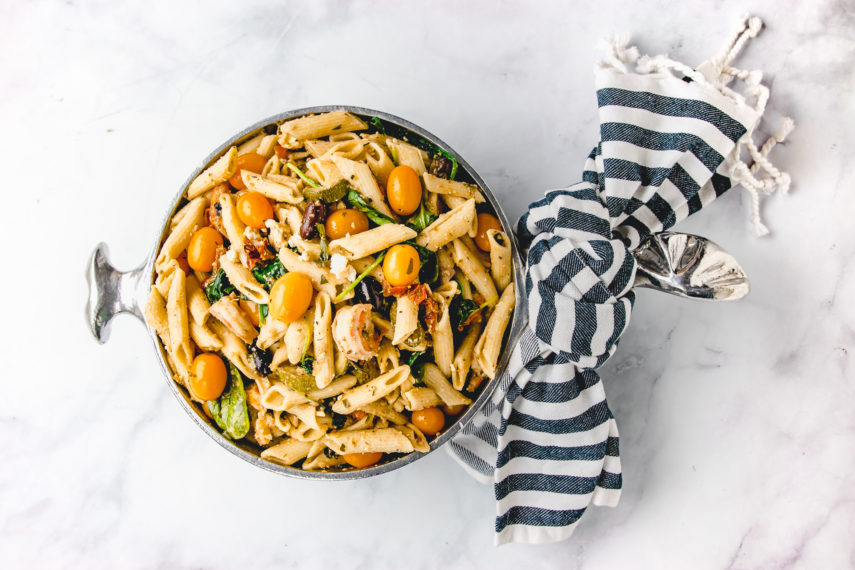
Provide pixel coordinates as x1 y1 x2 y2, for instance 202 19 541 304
219 252 269 305
422 173 486 202
155 197 207 272
401 387 443 411
450 239 498 304
209 296 258 344
451 321 481 391
416 198 477 251
241 171 303 203
392 296 419 346
329 224 417 260
386 138 427 174
312 292 335 389
330 155 395 218
332 365 411 414
323 428 415 455
187 146 237 199
165 269 194 380
260 439 313 466
278 110 368 148
277 248 338 297
473 282 516 379
488 229 513 292
421 364 472 407
431 295 455 377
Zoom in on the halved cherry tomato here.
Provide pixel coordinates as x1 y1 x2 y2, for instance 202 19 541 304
228 152 268 190
236 191 274 229
351 410 367 421
325 208 369 240
474 213 502 251
386 165 422 216
186 227 224 272
190 353 228 401
442 404 465 416
269 272 314 323
382 244 420 287
411 407 445 435
240 299 260 327
343 452 383 468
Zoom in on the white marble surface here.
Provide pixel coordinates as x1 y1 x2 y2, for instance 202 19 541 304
2 0 854 567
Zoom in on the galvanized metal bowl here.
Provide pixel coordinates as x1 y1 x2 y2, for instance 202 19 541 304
86 106 526 480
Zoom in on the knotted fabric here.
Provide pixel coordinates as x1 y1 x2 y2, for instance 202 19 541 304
449 15 793 545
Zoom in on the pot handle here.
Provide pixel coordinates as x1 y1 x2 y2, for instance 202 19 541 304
86 243 148 344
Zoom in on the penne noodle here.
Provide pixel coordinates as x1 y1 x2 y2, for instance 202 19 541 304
166 269 194 379
329 224 417 260
401 387 443 411
260 382 312 411
278 248 338 298
451 321 481 391
332 365 411 414
422 173 486 202
307 374 357 400
431 295 454 377
394 424 430 453
473 282 516 379
284 312 313 364
155 197 207 272
364 141 395 186
312 293 335 389
237 133 265 155
278 110 368 148
185 275 211 325
392 296 419 346
421 364 472 407
450 239 498 304
209 321 260 381
241 171 303 203
257 318 289 350
187 146 238 199
416 198 477 251
144 288 170 343
323 428 415 455
219 252 269 305
260 439 313 466
488 229 513 292
256 134 278 158
356 400 409 425
386 138 428 174
330 155 396 218
189 319 223 351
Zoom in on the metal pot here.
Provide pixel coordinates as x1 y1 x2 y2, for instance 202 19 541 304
85 106 526 480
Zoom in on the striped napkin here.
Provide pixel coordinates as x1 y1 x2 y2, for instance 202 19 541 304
449 14 793 545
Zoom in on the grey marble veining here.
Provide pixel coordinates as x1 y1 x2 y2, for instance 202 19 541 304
1 0 854 568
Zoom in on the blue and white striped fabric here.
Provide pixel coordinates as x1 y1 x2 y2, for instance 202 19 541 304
449 42 767 545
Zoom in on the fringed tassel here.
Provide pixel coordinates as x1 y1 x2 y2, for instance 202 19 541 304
598 13 794 236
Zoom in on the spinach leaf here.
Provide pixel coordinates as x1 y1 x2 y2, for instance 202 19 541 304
406 350 430 384
251 258 286 291
449 295 479 332
345 189 395 226
407 201 438 232
206 364 250 439
298 354 315 375
204 269 236 303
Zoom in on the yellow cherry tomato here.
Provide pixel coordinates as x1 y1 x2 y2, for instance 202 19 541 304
186 227 224 272
474 213 502 252
343 452 383 469
190 353 228 401
239 299 260 327
382 244 420 287
325 208 370 240
236 191 274 229
386 165 422 216
442 404 465 416
228 152 268 190
411 407 445 436
269 272 314 323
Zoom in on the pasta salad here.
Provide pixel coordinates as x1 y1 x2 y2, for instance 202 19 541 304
144 110 515 471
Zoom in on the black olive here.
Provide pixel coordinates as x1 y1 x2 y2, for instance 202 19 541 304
429 155 452 179
299 201 327 239
263 124 278 135
353 276 388 314
248 342 273 376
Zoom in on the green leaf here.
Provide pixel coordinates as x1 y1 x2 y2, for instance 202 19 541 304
251 258 286 290
407 201 438 232
407 350 430 383
206 364 250 439
203 269 236 303
449 295 480 332
345 190 395 226
368 116 457 179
